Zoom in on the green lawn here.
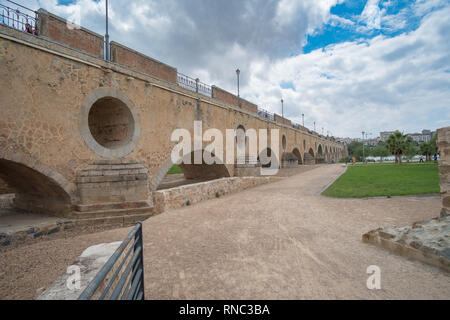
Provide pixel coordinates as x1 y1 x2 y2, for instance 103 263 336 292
167 164 183 174
322 163 440 198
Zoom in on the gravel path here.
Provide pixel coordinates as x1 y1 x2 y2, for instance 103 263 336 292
1 164 448 300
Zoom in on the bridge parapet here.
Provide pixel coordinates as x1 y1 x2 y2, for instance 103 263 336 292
274 114 291 127
4 5 345 147
211 86 258 114
110 41 177 83
37 9 104 59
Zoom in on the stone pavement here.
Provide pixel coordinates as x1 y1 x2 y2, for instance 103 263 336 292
1 165 449 299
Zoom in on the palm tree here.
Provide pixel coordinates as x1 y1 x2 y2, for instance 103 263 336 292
419 142 433 161
386 131 412 165
419 134 438 161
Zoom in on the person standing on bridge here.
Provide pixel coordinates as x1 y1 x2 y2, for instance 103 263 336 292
24 23 36 35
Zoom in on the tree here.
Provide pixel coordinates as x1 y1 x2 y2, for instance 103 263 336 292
347 141 363 157
419 135 437 161
419 142 432 161
371 145 390 162
406 144 418 160
386 131 413 165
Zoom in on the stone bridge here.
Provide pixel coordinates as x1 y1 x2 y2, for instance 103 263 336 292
0 9 347 223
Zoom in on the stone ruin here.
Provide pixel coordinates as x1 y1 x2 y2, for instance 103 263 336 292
363 126 450 272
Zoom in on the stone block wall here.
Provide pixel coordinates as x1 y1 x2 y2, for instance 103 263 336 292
0 194 14 210
76 160 149 205
211 86 258 114
234 166 261 177
37 9 104 58
110 42 177 83
437 126 450 217
0 177 13 194
153 176 281 214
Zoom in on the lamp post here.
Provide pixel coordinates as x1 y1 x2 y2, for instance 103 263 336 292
302 113 304 127
281 99 284 119
314 121 316 132
236 68 240 108
105 0 110 61
362 131 365 163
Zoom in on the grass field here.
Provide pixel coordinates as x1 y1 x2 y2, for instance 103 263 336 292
167 164 183 174
322 163 440 198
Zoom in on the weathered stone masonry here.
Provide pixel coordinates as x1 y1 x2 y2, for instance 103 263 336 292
437 126 450 218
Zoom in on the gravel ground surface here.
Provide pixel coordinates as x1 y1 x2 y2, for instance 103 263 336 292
0 164 448 300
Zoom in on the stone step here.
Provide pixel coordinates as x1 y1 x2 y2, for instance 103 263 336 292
72 212 154 228
74 201 151 212
68 206 154 219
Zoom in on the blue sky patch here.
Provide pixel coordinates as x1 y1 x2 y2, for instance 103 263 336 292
303 0 426 54
280 81 296 91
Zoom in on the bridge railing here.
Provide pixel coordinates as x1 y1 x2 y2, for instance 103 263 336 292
78 222 145 300
0 1 38 34
177 72 212 98
257 108 275 122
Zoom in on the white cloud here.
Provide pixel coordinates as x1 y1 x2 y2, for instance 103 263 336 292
243 6 450 137
360 0 382 30
4 0 449 138
329 14 355 28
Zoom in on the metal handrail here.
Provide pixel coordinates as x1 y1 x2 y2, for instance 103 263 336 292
0 1 38 34
257 108 275 121
78 222 145 300
177 72 212 98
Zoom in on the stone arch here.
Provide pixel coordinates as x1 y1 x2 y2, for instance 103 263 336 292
153 150 232 191
0 150 76 216
292 148 303 165
80 88 141 159
235 124 248 163
258 147 280 169
317 144 323 156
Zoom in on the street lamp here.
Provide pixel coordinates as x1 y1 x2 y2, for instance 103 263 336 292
236 69 240 108
105 0 110 61
281 99 284 119
302 113 304 127
314 121 316 132
362 131 365 162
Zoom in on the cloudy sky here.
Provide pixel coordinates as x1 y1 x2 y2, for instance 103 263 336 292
5 0 450 138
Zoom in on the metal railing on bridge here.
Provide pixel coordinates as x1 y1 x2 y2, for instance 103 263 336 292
0 1 38 34
78 222 145 300
257 108 275 121
177 72 212 98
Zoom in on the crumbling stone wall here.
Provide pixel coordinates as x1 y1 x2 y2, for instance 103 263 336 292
437 126 450 217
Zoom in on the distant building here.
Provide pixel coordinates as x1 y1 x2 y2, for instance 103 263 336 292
366 137 381 146
380 130 434 143
380 131 396 142
407 130 433 143
335 137 353 145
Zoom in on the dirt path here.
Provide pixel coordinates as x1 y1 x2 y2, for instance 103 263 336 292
1 164 448 299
